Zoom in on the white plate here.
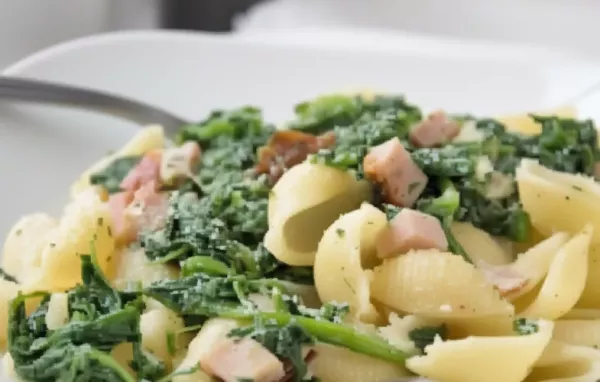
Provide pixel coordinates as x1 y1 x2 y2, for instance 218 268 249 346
235 26 584 63
2 29 600 380
1 29 600 250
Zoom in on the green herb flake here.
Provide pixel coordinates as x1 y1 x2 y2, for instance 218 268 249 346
335 228 345 238
513 318 539 335
0 267 18 283
89 155 142 194
408 324 448 352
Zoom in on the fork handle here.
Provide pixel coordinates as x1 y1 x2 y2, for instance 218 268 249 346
0 76 187 134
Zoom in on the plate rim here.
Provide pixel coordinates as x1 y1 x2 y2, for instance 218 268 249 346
4 29 596 78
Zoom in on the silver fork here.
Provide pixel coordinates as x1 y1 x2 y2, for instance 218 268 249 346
2 75 600 137
0 76 188 136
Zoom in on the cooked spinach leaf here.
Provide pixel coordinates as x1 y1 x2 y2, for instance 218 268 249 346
8 252 164 382
144 273 412 366
176 107 270 146
513 318 539 335
291 94 421 135
310 108 419 175
89 155 141 194
229 317 315 382
408 324 448 352
141 106 311 282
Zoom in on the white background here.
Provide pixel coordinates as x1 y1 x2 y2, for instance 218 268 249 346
2 0 600 67
0 0 158 68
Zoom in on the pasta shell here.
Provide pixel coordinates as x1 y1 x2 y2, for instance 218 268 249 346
553 320 600 349
2 213 58 281
562 309 600 320
309 343 411 382
313 203 387 323
406 320 554 382
517 159 600 309
527 341 600 381
518 226 591 320
371 250 514 318
450 222 513 266
265 162 371 266
19 189 116 292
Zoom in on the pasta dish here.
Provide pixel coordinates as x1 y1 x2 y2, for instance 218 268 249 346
0 93 598 382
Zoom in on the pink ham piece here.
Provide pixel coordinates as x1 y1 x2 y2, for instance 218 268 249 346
376 208 448 258
409 110 460 148
476 260 529 297
364 137 428 207
108 190 136 243
201 337 285 382
108 181 169 244
126 180 170 235
120 150 162 192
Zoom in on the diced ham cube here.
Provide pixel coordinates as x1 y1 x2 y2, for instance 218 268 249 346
255 130 336 185
108 181 169 245
120 150 162 192
126 181 170 234
363 137 428 207
376 208 448 258
160 141 202 185
409 110 460 148
108 190 136 243
201 337 285 382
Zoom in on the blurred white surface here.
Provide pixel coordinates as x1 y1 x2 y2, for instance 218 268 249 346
237 0 600 61
3 0 600 69
0 0 158 69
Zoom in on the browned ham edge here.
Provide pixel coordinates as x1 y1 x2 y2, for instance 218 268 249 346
255 130 336 184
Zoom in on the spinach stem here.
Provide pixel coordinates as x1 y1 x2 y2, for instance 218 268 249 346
221 310 410 363
87 348 135 382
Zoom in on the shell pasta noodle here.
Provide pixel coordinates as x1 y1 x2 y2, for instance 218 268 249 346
4 92 600 382
517 226 592 320
265 162 372 266
313 203 388 323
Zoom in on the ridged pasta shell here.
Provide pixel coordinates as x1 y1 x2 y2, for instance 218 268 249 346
407 320 554 382
371 250 514 318
527 340 600 381
265 162 371 266
18 188 116 292
314 203 387 323
450 222 513 265
517 159 600 309
518 226 592 320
